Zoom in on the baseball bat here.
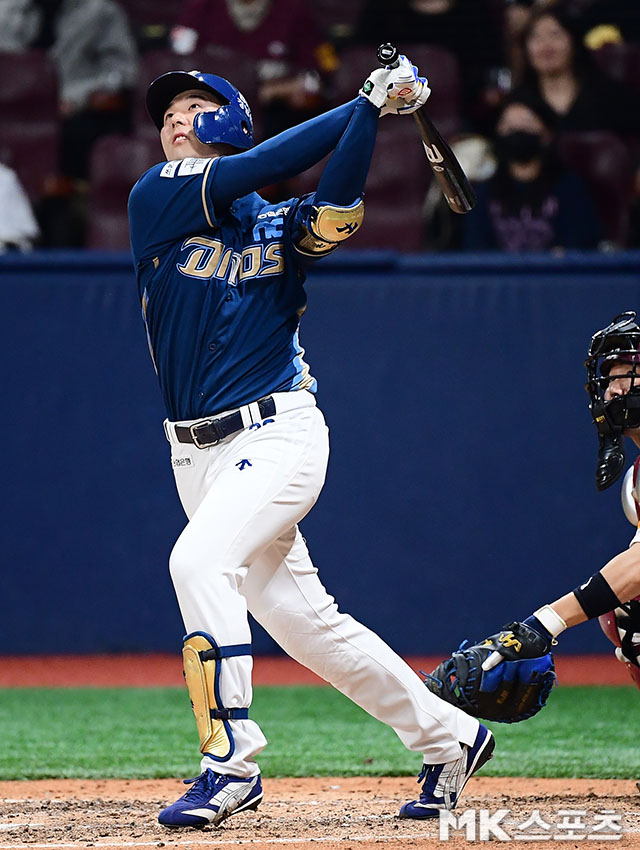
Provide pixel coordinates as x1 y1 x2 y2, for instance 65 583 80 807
377 43 476 215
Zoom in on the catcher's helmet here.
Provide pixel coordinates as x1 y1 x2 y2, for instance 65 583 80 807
146 70 253 150
585 312 640 490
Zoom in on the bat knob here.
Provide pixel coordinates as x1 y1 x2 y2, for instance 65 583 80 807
377 43 399 68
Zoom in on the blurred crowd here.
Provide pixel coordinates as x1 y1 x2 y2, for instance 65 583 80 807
1 0 640 253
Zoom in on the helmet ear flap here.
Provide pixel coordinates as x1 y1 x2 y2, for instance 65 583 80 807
192 97 253 151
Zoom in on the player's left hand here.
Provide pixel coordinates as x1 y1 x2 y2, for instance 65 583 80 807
425 638 556 723
479 621 553 671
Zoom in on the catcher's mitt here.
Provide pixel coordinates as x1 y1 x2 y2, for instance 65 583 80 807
425 634 556 723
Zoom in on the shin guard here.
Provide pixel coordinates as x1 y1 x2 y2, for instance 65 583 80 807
182 631 252 761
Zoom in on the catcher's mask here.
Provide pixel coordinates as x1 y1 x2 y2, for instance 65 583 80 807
585 311 640 491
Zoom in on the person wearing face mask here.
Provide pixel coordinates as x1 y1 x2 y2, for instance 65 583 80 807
462 97 602 252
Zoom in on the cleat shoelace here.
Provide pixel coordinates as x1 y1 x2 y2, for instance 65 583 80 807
179 770 219 802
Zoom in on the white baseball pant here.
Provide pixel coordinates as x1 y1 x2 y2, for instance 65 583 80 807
165 389 479 777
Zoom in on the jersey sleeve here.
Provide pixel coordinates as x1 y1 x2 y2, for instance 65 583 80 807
129 99 364 264
284 98 379 265
208 98 362 213
128 158 222 263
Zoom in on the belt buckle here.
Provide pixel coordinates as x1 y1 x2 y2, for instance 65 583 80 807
189 417 221 449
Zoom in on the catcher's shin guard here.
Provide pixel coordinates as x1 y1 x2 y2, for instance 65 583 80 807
182 631 252 761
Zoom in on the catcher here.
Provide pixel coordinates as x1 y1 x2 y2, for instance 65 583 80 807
429 312 640 724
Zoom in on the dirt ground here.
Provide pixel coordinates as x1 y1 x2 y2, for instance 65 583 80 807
0 777 638 850
0 654 633 687
2 656 637 848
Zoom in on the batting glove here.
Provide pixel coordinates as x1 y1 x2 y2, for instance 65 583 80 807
381 76 431 116
360 55 431 116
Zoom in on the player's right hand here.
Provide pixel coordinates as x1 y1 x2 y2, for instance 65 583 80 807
360 55 431 116
381 75 430 116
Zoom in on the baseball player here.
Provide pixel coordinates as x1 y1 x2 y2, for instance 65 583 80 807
128 59 495 829
480 313 640 685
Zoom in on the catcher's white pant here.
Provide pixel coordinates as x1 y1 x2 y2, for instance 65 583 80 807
166 390 479 777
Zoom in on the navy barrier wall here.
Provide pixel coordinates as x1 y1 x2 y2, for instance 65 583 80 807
1 251 639 656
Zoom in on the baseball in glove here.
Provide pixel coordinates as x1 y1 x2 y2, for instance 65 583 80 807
424 624 557 723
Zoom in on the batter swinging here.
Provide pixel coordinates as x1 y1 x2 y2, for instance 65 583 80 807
128 60 493 827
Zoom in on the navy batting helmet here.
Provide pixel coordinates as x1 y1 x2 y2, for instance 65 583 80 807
146 70 253 150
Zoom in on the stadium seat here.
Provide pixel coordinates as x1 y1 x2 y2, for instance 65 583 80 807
309 0 367 39
592 43 640 96
330 44 462 138
135 47 260 139
117 0 180 29
0 51 60 202
556 131 634 247
0 124 59 203
0 50 58 124
87 135 161 250
290 123 430 251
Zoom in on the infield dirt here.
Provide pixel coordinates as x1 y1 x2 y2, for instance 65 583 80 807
1 656 637 848
0 777 638 850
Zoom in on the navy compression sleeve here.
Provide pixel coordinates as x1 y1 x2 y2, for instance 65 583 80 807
314 98 378 206
210 98 363 211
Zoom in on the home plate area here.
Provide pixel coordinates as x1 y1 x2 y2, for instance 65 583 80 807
0 777 639 850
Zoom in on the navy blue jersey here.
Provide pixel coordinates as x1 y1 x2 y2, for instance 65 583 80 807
129 158 316 420
128 97 378 421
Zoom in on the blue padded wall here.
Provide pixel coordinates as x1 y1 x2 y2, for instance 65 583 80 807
1 251 639 655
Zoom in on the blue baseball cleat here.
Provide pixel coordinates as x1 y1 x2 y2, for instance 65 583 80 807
399 724 495 819
158 768 263 827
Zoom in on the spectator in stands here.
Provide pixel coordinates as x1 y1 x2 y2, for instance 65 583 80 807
353 0 507 131
503 0 548 84
0 0 138 180
579 0 640 49
511 5 640 137
0 163 40 252
170 0 338 140
462 98 602 252
0 0 138 245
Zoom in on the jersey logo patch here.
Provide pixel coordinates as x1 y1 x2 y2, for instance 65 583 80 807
160 161 181 178
160 158 210 178
172 456 193 468
178 158 210 176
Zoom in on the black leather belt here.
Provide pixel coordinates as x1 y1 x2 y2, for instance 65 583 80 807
175 396 277 449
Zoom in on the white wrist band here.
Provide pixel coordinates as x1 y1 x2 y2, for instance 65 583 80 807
533 605 568 638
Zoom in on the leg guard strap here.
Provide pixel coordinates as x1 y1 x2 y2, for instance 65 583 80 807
211 708 249 720
200 643 252 661
183 631 252 762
